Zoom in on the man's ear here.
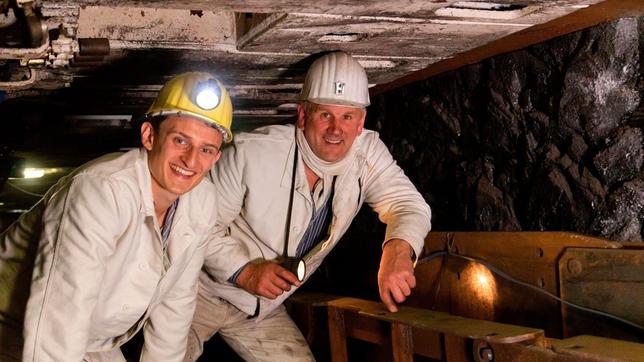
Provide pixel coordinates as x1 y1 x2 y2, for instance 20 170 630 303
357 109 366 135
141 122 155 151
212 148 222 165
296 103 306 129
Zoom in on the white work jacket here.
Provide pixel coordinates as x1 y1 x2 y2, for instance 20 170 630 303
200 124 431 321
0 148 222 361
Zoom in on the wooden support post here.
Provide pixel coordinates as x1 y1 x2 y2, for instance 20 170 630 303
391 322 413 362
444 335 471 362
328 305 348 362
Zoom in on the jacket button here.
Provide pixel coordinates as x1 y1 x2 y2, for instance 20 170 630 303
138 263 146 270
292 226 299 232
122 304 128 311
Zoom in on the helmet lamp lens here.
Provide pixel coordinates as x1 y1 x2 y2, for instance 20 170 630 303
194 79 221 110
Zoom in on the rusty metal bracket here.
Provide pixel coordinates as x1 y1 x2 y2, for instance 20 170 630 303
0 68 38 90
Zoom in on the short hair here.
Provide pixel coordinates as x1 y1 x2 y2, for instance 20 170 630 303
145 115 167 133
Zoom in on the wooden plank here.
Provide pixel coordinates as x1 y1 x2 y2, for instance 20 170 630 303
371 0 644 95
344 312 390 345
444 335 471 362
558 248 644 341
290 294 644 361
236 12 528 58
327 297 545 344
42 0 477 17
411 328 442 359
485 340 580 362
410 231 622 337
549 335 644 361
391 322 413 362
485 336 644 361
423 232 620 290
327 305 348 362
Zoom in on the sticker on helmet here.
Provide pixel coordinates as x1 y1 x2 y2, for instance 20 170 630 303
334 81 345 95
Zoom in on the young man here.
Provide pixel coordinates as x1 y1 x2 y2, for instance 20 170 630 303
187 52 432 361
0 72 235 361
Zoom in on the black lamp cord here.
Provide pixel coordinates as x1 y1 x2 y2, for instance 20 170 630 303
282 139 299 258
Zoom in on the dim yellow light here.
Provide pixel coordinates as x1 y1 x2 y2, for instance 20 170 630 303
463 262 497 309
23 168 46 178
21 167 65 179
477 273 490 288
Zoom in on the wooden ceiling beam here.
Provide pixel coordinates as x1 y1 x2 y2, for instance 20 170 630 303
370 0 644 96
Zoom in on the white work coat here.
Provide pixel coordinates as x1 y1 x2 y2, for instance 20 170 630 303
0 148 223 361
200 124 431 321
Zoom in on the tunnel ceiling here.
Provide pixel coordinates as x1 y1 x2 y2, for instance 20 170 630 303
2 0 640 128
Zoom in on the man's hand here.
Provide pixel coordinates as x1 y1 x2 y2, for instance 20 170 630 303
236 260 301 299
378 239 416 312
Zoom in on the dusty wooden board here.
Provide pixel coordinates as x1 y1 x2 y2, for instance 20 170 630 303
391 322 413 362
485 336 644 362
371 0 644 95
422 232 619 294
559 248 644 341
289 292 644 361
41 0 599 18
327 297 545 343
408 231 621 338
237 12 529 58
549 335 644 361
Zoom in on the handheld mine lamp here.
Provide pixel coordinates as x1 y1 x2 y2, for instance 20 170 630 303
278 257 306 282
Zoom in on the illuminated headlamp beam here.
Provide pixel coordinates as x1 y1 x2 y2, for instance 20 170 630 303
193 79 221 110
22 167 65 179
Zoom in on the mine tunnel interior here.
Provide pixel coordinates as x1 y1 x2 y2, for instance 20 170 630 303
0 1 643 361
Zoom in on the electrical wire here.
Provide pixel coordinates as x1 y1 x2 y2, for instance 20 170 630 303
417 250 644 333
4 181 44 197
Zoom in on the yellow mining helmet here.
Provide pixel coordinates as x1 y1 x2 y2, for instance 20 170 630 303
146 72 233 142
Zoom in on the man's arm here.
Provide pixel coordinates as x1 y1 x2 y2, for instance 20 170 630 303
140 246 205 362
235 260 300 299
22 175 121 361
362 134 432 312
205 136 302 298
202 143 255 282
378 239 416 312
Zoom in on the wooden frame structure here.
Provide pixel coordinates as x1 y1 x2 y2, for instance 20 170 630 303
287 231 644 361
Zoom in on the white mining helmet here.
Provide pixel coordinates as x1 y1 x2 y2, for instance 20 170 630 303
300 51 370 108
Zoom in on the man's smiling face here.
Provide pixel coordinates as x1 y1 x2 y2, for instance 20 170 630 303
297 101 365 162
143 115 223 201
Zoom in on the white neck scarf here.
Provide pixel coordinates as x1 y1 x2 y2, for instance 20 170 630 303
295 127 357 177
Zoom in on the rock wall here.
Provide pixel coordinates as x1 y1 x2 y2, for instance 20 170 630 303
367 17 643 241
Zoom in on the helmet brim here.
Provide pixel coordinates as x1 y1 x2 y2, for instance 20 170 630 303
305 98 369 109
146 110 233 143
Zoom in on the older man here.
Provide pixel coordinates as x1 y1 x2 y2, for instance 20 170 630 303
187 51 431 361
0 72 236 361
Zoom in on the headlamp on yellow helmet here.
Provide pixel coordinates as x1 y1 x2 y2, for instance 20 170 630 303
146 72 233 142
193 78 222 110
